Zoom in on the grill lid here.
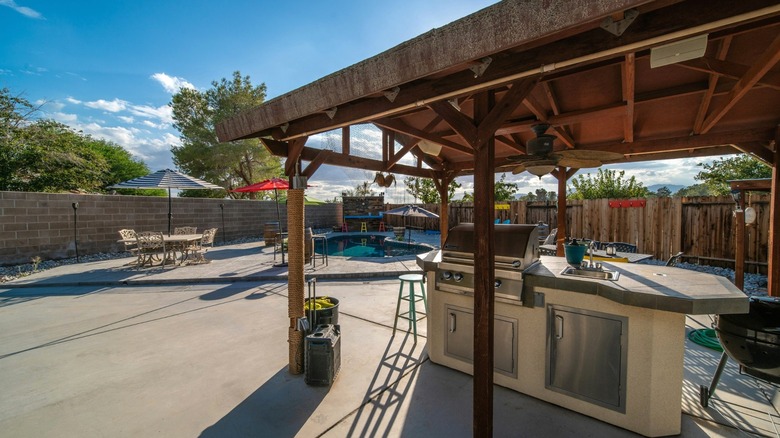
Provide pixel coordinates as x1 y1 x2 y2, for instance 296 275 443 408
442 223 539 268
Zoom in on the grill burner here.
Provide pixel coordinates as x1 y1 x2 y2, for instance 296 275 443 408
716 296 780 383
436 223 540 303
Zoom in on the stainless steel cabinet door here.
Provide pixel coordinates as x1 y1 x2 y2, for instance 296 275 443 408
547 305 627 412
445 305 516 377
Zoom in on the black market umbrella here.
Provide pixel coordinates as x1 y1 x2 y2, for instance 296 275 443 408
383 205 439 242
109 169 224 236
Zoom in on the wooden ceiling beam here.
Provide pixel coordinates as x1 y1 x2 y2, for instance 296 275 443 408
261 138 433 179
700 33 780 134
734 142 776 164
373 117 473 154
496 103 626 136
678 55 780 91
478 77 539 144
429 100 478 144
693 37 732 134
285 137 307 177
622 53 636 143
301 149 332 178
579 127 774 155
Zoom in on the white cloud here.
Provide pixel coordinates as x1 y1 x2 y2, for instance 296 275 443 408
128 104 173 125
0 0 44 19
150 72 195 94
65 96 82 104
0 68 12 76
37 99 65 111
84 98 127 112
117 115 135 123
51 112 78 123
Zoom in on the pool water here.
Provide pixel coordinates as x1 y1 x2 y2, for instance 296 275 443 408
315 234 431 258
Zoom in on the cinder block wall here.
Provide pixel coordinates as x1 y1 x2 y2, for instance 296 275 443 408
0 191 342 266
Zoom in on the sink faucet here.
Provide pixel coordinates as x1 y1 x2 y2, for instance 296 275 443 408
588 241 596 268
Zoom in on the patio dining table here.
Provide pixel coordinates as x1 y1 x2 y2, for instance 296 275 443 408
539 244 653 263
119 233 203 266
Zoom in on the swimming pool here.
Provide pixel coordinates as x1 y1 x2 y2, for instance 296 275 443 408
315 233 433 258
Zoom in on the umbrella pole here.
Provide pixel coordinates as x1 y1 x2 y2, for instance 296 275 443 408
168 187 172 236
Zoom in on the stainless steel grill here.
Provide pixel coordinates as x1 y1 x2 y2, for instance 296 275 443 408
435 223 540 303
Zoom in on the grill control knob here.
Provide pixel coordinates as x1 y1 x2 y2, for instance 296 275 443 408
441 271 452 280
494 279 502 288
453 272 464 282
512 260 522 268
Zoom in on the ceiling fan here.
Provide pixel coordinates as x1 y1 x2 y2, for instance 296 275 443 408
507 124 624 176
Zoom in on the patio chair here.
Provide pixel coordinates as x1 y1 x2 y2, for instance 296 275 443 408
135 231 168 268
118 229 139 258
542 228 557 245
502 219 511 224
174 226 197 234
607 242 637 253
665 251 684 267
186 228 217 264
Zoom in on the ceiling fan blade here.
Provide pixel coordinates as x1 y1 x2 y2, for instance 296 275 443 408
511 163 528 175
558 149 624 161
557 157 603 168
506 154 538 163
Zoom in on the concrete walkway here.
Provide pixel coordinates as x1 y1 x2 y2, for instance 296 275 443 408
0 240 777 437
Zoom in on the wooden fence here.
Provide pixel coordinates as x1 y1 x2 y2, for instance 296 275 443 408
387 194 770 273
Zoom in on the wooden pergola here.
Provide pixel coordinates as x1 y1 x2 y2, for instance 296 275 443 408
217 1 780 435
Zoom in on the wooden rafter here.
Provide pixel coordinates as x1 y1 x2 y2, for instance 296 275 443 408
301 149 332 178
622 53 635 143
260 138 432 179
580 127 774 155
693 37 732 134
734 142 776 164
700 33 780 134
679 55 780 91
373 117 473 154
284 137 307 176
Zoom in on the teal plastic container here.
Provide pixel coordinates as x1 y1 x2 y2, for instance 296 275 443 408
564 244 587 266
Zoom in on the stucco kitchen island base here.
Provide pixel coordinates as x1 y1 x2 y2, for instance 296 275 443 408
423 255 749 437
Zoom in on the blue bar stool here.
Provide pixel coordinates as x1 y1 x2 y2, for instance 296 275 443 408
393 274 427 342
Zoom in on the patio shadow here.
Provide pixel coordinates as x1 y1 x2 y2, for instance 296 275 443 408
199 367 327 438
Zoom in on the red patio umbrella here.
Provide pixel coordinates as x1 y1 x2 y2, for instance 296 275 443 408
232 177 290 266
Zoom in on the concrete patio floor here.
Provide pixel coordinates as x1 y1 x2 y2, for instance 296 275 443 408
0 240 777 437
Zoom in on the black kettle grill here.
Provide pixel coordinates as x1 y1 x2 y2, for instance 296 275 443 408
700 296 780 407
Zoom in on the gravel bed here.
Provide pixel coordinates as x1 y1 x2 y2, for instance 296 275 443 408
1 233 768 297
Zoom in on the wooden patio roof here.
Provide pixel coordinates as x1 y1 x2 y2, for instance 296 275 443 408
217 1 780 434
217 0 780 179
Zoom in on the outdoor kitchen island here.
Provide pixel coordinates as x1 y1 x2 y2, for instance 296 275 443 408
417 252 749 437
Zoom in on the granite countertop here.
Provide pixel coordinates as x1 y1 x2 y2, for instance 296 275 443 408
525 256 749 315
417 251 749 315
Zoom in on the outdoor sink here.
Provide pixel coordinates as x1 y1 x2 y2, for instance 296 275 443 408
560 266 620 281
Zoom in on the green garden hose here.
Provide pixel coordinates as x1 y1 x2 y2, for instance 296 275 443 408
688 328 723 352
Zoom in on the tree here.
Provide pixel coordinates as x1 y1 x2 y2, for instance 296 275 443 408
1 88 155 193
655 186 672 197
404 177 461 203
694 154 771 195
568 168 650 200
674 183 714 197
461 174 518 202
170 71 282 198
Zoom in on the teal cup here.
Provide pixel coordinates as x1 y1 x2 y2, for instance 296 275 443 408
564 244 587 266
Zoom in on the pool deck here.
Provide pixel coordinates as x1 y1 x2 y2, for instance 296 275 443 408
0 233 777 437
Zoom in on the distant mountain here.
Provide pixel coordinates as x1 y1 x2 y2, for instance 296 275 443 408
647 184 685 193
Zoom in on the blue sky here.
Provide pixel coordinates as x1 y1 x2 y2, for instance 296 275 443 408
2 0 708 201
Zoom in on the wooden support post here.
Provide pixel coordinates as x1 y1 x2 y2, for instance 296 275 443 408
556 167 568 256
471 91 495 438
769 133 779 297
735 205 745 291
